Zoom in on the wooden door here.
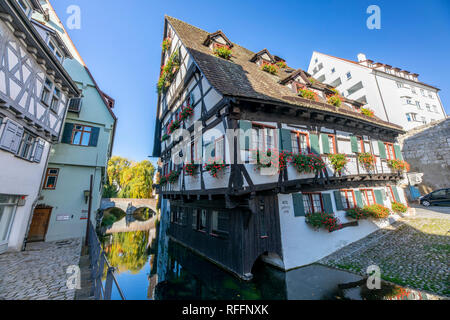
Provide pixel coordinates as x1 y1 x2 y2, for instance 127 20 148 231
27 207 52 242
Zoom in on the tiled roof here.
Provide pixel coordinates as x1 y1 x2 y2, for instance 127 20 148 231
166 16 403 132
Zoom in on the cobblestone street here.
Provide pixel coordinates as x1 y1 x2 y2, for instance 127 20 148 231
0 239 82 300
320 206 450 297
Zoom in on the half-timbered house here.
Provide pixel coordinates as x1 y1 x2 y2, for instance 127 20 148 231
0 0 79 253
153 16 408 279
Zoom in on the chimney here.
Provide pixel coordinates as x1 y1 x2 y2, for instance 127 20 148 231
357 53 367 62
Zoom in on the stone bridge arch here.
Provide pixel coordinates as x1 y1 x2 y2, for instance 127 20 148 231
100 198 158 216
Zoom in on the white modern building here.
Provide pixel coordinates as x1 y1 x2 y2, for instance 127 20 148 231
308 52 447 131
0 0 79 253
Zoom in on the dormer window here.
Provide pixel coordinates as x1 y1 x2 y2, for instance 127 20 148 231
204 30 233 53
17 0 32 17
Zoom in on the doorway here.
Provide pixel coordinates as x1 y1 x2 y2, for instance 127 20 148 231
27 206 52 242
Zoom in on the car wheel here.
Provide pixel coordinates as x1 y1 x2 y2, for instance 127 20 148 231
422 200 431 207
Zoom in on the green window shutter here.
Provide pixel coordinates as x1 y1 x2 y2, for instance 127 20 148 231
333 191 344 210
292 193 305 217
394 144 403 160
350 136 359 153
354 190 364 208
378 141 387 159
374 190 384 205
310 134 320 155
280 128 292 152
321 133 330 154
61 123 74 144
89 127 100 147
322 193 334 213
392 186 401 202
239 120 252 150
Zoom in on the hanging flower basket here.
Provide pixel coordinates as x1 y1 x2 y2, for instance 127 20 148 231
327 94 342 107
305 212 342 232
387 159 410 172
328 153 348 175
298 88 318 101
167 170 180 184
360 107 375 117
162 38 172 53
358 152 377 171
213 46 232 60
261 63 277 75
184 162 199 176
291 153 325 174
167 119 181 134
204 160 227 178
179 105 194 122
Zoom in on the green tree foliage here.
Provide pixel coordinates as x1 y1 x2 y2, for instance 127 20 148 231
103 156 155 199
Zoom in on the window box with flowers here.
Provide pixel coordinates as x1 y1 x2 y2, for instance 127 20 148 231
308 77 316 85
167 170 180 184
387 159 410 172
305 212 342 232
291 153 326 174
364 204 390 219
250 149 291 173
204 160 227 178
261 63 277 75
161 134 170 143
157 51 180 94
162 38 172 53
178 105 194 122
213 45 232 60
346 207 371 220
298 88 318 101
276 61 287 69
167 119 181 134
360 107 375 117
358 152 377 172
159 175 168 186
327 94 342 108
184 162 200 176
391 202 407 214
328 153 348 176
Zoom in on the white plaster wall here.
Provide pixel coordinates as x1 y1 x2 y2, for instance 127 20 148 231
0 143 50 251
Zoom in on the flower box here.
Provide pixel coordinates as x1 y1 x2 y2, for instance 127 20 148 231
358 152 377 171
328 153 348 175
360 107 375 117
305 212 342 232
291 153 325 174
298 88 318 101
204 160 227 178
261 63 277 75
327 94 342 107
213 45 232 60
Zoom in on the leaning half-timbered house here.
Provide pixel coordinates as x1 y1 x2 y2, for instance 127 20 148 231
153 16 408 279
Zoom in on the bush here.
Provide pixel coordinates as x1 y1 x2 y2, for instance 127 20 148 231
391 202 407 214
305 212 342 232
364 204 390 219
345 207 370 220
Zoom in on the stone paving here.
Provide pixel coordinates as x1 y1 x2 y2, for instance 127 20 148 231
0 238 82 300
320 207 450 297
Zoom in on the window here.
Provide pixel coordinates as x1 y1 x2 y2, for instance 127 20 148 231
420 89 425 97
415 101 421 109
428 91 433 99
315 58 318 64
303 193 324 214
406 113 412 122
328 134 336 154
421 116 426 124
340 190 356 209
331 68 335 74
0 195 19 243
44 168 59 189
356 136 365 153
192 209 198 229
387 186 395 203
190 140 198 162
17 0 31 16
48 40 64 63
361 189 376 206
411 87 417 94
432 105 438 113
71 125 92 146
384 143 396 160
211 211 229 235
406 98 413 105
317 63 323 71
214 136 225 162
199 209 207 231
50 87 61 113
396 82 403 88
252 123 276 151
426 104 431 112
346 72 352 80
291 132 309 154
17 131 36 160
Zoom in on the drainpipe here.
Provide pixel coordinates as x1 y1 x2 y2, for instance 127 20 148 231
85 174 94 247
373 71 390 122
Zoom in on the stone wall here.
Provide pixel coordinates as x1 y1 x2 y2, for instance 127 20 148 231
398 118 450 195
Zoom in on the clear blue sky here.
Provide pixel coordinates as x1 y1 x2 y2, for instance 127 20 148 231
51 0 450 163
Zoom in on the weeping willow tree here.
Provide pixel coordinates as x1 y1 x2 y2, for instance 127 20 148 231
103 156 156 199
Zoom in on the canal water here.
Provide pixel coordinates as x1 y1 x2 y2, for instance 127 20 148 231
101 212 432 300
